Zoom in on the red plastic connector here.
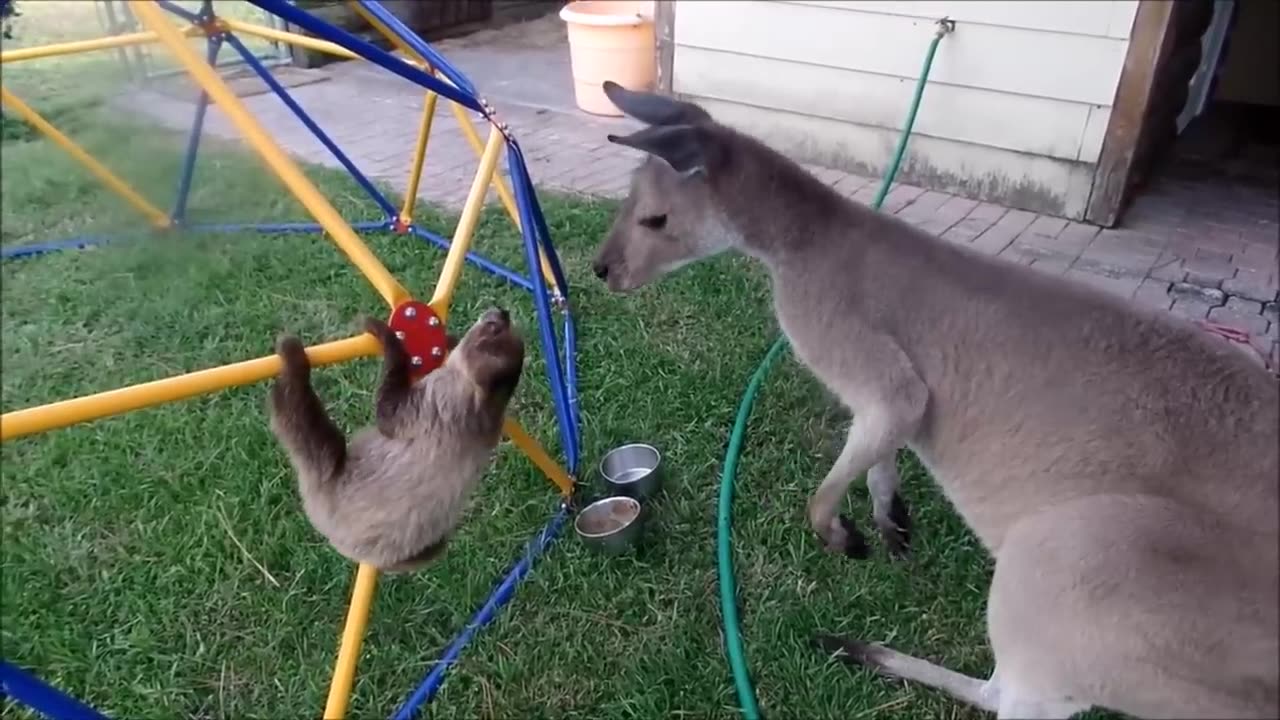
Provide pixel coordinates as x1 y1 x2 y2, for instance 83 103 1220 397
387 300 449 379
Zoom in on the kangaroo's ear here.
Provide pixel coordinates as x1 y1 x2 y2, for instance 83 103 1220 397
602 81 713 126
607 124 719 177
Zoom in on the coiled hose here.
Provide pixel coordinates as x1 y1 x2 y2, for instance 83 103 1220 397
715 20 954 720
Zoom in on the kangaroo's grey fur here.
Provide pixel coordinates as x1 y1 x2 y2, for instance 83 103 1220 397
267 309 524 573
590 81 1279 719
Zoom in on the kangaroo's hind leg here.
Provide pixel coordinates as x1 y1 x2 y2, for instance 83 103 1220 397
990 495 1277 720
867 455 912 557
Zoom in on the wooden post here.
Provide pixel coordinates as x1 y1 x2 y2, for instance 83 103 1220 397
654 0 675 94
1083 0 1177 227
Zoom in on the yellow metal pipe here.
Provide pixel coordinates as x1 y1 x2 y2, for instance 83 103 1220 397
502 417 574 496
448 103 524 233
323 563 379 720
428 126 503 321
348 1 417 58
0 87 171 228
445 103 559 294
218 18 362 62
128 1 410 309
400 91 439 224
0 335 380 442
0 26 201 64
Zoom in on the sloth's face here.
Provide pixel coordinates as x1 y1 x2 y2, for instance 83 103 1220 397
452 307 525 395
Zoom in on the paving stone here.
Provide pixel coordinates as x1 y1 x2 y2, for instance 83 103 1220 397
940 202 1007 244
1029 256 1072 276
1208 304 1270 336
1001 242 1073 275
850 185 880 207
997 243 1038 266
896 190 953 221
1170 282 1226 307
1170 297 1215 321
1078 229 1162 276
881 184 928 214
1052 221 1102 255
967 202 1011 224
806 165 849 187
1134 278 1173 311
1064 268 1142 299
1023 214 1068 238
914 196 980 237
1225 296 1264 316
1193 227 1248 256
833 173 874 198
1149 251 1188 283
1265 302 1280 325
971 209 1037 255
1072 256 1148 282
1222 268 1279 303
1193 246 1234 264
1181 250 1237 287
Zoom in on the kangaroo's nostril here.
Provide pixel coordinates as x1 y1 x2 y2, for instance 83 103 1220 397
592 262 609 280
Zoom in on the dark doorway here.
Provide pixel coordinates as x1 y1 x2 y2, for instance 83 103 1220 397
1125 0 1279 225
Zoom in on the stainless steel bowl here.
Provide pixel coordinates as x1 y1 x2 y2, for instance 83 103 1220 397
574 496 643 555
599 442 663 500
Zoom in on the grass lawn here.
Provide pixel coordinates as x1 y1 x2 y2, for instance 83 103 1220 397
1 9 1013 720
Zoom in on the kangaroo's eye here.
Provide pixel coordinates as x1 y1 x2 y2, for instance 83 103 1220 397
638 214 667 230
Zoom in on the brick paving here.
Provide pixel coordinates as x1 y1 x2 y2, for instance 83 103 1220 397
118 15 1278 366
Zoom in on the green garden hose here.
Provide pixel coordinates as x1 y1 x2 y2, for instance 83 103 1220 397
715 20 954 720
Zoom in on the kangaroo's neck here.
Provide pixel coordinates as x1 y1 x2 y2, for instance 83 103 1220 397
711 131 875 267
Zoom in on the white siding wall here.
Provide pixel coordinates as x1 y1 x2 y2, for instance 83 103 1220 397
671 0 1140 218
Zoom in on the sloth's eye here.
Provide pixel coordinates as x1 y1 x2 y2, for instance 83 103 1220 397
638 214 667 230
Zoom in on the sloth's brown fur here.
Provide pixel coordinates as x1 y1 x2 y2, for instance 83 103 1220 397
267 308 525 572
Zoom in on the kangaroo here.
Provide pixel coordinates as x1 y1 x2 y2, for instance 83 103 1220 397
267 309 525 572
589 81 1279 719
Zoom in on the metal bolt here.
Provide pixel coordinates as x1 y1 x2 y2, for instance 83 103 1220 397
395 331 406 340
405 306 417 318
431 346 443 357
427 316 440 327
411 356 423 366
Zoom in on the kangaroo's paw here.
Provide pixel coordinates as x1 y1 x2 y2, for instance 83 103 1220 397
819 515 870 560
874 493 912 559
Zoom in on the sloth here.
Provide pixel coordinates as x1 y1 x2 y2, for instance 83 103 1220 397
267 307 525 572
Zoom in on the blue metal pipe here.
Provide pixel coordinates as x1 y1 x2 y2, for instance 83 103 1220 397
155 0 201 24
244 0 483 113
514 140 581 466
1 235 115 260
406 226 533 292
510 143 581 439
351 0 477 97
171 36 222 223
524 179 571 304
563 311 582 440
389 505 570 720
0 660 112 720
507 142 580 471
220 33 400 219
507 141 581 448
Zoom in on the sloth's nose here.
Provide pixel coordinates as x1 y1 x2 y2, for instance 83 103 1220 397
592 261 609 280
